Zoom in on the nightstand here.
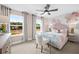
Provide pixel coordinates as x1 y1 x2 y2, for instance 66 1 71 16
68 33 75 41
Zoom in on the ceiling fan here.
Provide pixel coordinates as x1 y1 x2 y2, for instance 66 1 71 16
36 4 58 15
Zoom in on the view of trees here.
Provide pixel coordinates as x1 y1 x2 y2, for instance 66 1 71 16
36 24 40 29
10 22 22 25
10 22 23 35
10 15 23 35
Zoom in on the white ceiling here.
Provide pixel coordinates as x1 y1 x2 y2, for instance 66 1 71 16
5 4 79 19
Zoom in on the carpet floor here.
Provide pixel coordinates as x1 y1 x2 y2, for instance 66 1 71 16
11 40 79 54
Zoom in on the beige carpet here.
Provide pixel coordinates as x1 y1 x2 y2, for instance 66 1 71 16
11 40 79 54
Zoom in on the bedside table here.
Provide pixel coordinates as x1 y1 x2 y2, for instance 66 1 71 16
68 33 75 41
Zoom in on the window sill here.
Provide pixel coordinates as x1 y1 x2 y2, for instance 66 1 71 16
11 33 23 37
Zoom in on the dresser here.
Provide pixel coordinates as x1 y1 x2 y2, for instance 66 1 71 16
0 33 11 54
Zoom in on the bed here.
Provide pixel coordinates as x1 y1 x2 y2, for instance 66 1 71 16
42 31 68 50
42 20 68 49
35 19 68 53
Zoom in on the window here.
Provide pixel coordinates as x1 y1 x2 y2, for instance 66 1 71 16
10 14 24 35
0 23 7 32
36 19 43 33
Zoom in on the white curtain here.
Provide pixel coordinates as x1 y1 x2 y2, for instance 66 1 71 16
32 15 36 39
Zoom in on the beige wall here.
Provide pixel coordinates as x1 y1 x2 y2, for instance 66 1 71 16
23 12 33 40
0 15 9 23
43 18 49 32
27 14 33 40
11 10 23 16
23 12 27 41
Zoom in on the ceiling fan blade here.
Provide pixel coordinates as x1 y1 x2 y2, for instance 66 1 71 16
41 12 45 15
45 4 50 10
49 9 58 12
48 12 51 15
36 10 44 12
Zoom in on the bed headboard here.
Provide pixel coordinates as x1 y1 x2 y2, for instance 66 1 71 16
51 18 68 36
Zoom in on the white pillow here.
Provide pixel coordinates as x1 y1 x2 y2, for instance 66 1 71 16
51 28 58 33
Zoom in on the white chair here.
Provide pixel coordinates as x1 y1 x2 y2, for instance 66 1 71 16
35 33 49 53
35 34 43 52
